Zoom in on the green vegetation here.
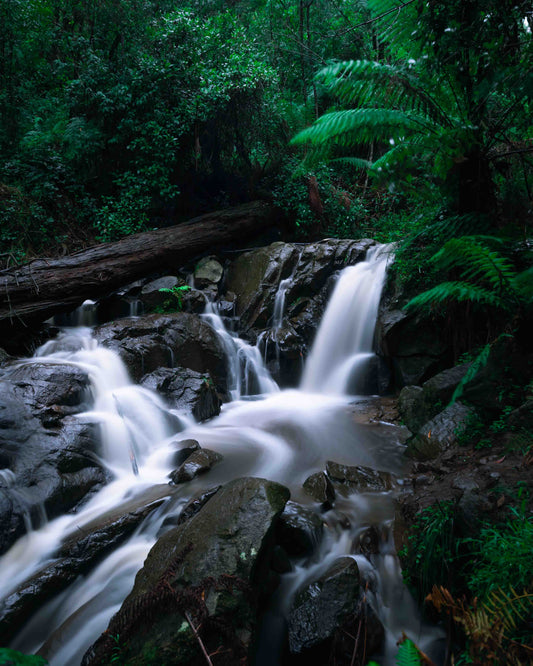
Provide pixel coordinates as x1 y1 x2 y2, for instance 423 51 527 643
0 649 47 665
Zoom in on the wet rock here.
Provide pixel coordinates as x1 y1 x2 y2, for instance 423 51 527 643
140 275 180 310
6 362 92 426
398 364 472 433
326 461 394 493
354 525 381 558
0 367 107 555
226 239 373 333
406 402 475 461
176 486 221 526
302 471 335 504
140 367 221 421
94 313 227 393
83 477 290 666
169 448 223 484
169 438 201 468
180 287 207 314
287 557 384 660
0 499 164 645
507 399 533 431
194 256 224 288
277 501 323 557
376 308 450 388
271 544 292 574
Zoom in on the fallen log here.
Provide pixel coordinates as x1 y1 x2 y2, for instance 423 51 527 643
0 201 277 338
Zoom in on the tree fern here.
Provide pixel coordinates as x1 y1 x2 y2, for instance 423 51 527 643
405 237 524 314
396 638 423 666
451 342 491 403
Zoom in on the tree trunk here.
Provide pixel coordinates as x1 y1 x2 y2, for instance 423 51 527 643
0 201 277 336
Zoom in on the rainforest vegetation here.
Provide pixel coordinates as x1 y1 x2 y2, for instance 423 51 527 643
0 1 532 664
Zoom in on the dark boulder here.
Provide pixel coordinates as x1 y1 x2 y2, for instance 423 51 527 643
376 308 450 389
83 477 290 666
0 364 108 555
287 557 384 662
94 313 227 394
398 363 472 433
326 461 394 494
140 367 221 422
406 402 475 461
302 471 335 505
277 501 324 557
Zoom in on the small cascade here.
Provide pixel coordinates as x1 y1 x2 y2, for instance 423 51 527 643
301 243 393 395
202 300 279 400
0 241 448 666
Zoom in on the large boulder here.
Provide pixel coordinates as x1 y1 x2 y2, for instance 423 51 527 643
0 363 108 555
83 477 290 666
376 308 451 388
94 313 227 394
140 367 221 422
406 402 475 461
398 363 472 433
287 557 384 663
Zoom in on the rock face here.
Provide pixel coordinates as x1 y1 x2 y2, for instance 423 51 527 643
140 367 221 422
406 402 475 461
169 448 223 484
0 363 107 555
326 461 394 494
83 477 290 666
225 239 374 385
94 313 227 393
376 308 451 388
287 557 384 662
398 363 472 433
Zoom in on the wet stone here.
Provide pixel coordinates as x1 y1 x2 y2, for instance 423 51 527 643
326 461 394 492
168 448 223 484
176 486 221 525
302 471 335 504
169 438 201 468
277 501 324 557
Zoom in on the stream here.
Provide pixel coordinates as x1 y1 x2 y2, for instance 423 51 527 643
0 244 444 664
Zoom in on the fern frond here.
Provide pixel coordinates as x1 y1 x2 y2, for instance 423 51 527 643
291 108 434 160
512 266 533 305
485 587 533 635
396 638 422 666
432 237 517 294
451 343 491 403
316 60 452 128
405 281 504 313
330 156 373 170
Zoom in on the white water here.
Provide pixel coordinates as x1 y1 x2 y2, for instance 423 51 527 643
302 243 393 394
0 243 444 665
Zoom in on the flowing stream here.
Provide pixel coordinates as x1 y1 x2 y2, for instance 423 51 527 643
0 244 444 664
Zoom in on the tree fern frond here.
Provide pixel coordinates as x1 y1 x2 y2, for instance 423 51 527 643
291 108 432 151
404 281 504 313
330 156 373 170
512 266 533 305
432 237 517 293
316 60 452 128
451 343 491 403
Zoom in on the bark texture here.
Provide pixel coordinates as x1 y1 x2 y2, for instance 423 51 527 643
0 201 276 335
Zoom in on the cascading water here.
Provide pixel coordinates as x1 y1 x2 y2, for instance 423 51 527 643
302 243 393 395
0 243 444 665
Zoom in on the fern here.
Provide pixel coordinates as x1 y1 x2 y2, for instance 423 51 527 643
485 587 533 636
396 638 422 666
451 342 491 403
405 237 524 314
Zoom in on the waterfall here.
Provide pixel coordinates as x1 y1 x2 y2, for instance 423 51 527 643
0 241 445 666
301 243 393 395
202 300 279 400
